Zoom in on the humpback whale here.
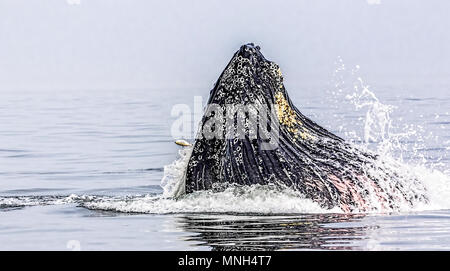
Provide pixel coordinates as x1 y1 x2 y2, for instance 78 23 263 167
181 43 427 212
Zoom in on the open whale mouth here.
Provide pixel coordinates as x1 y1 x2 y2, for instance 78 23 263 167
182 43 428 212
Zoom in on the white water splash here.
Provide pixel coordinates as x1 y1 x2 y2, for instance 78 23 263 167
329 57 441 163
328 58 450 212
160 146 193 198
0 195 80 209
78 184 340 214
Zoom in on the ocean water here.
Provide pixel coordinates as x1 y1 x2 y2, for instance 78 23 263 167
1 70 450 250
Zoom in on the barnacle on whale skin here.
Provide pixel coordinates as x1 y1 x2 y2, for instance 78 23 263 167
274 91 314 141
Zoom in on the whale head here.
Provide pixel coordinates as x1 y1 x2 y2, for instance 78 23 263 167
182 43 427 212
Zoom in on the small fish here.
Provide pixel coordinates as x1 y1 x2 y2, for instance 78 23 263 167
175 140 191 147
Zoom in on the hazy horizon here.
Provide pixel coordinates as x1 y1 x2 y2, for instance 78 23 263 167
1 0 450 92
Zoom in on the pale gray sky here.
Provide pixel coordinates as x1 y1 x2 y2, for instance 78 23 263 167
1 0 449 91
